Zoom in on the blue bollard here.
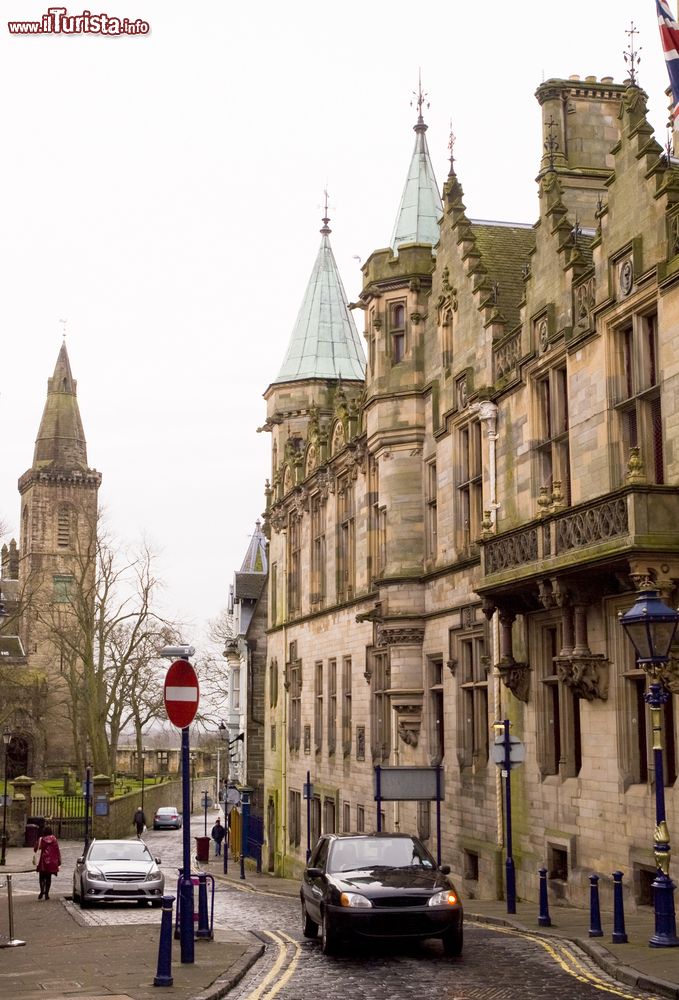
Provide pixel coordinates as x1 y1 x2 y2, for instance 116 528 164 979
196 872 211 939
589 874 603 937
154 895 175 987
612 870 628 944
538 867 552 927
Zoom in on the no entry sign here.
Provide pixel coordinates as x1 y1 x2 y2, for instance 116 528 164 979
164 658 199 728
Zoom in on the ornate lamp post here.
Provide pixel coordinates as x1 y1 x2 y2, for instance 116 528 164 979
620 586 679 947
1 728 12 866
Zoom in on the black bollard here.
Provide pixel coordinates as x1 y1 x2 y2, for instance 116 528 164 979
154 895 175 987
196 873 211 939
240 852 245 880
538 867 552 927
612 870 628 944
588 874 603 937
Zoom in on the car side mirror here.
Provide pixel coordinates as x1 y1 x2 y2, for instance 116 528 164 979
306 866 324 878
438 864 451 875
155 857 162 865
77 856 84 864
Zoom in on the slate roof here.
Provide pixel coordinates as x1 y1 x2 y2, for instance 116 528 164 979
273 225 366 384
390 117 443 253
470 221 536 330
234 572 267 602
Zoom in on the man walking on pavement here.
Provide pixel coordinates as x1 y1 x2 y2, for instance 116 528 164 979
211 816 226 856
133 805 146 838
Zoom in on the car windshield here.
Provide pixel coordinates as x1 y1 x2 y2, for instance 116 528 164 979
156 808 177 815
328 837 435 873
89 842 153 863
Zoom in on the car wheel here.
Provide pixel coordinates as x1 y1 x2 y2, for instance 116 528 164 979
321 909 338 955
79 882 91 909
301 899 318 938
442 926 463 957
72 881 80 904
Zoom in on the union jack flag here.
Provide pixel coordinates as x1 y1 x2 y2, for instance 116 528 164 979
657 0 679 119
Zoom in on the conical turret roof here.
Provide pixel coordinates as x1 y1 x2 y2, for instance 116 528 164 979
273 216 366 384
32 343 89 471
390 105 443 253
239 520 267 575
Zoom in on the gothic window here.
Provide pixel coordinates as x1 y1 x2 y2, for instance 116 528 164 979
57 505 73 549
390 300 406 363
22 506 29 551
311 795 321 844
288 646 302 753
456 419 482 553
457 631 488 768
428 656 444 763
343 801 351 832
323 797 336 833
368 455 386 583
270 562 278 626
356 803 365 832
331 421 345 456
612 312 663 484
369 646 391 762
425 461 438 561
288 789 301 846
304 724 311 754
310 492 326 608
336 473 355 602
232 667 241 710
53 574 74 603
269 657 278 709
534 364 570 503
356 725 366 761
536 622 582 779
328 657 337 755
287 514 302 618
341 655 352 756
314 660 323 753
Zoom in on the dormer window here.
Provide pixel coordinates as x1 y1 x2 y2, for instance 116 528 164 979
390 301 406 363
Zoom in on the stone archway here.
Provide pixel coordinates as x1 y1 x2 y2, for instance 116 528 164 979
7 734 30 779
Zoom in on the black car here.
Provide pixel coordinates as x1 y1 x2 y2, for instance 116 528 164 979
300 832 463 956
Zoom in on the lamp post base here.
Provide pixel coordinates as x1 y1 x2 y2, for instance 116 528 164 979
650 871 679 948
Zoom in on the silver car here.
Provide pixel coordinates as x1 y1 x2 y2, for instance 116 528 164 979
72 838 165 908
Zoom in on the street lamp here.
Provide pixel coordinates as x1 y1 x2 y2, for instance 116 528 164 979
1 728 12 866
140 750 146 813
190 752 196 814
620 586 679 948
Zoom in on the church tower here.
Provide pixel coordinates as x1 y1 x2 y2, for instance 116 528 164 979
17 343 101 771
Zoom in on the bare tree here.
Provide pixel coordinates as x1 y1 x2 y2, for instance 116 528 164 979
35 519 181 774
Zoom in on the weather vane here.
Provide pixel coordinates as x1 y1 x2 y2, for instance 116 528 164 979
319 188 332 235
623 21 641 86
411 70 429 121
448 120 456 172
59 318 67 341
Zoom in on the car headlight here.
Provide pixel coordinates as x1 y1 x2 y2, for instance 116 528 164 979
88 866 105 880
340 892 372 908
145 869 161 882
428 889 459 907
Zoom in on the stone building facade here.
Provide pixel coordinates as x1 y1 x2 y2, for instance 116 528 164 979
0 343 101 776
261 71 679 910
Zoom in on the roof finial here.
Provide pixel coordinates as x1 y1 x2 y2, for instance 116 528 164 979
623 20 641 86
59 317 67 341
448 120 456 176
411 69 429 132
544 115 560 171
320 188 331 236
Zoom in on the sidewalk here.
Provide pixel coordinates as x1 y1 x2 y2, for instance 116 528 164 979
3 842 679 999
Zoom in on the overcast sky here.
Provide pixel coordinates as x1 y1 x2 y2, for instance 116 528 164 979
0 0 673 640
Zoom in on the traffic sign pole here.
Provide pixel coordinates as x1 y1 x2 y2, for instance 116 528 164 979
179 724 194 965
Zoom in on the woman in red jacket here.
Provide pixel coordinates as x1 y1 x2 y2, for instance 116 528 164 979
35 826 61 900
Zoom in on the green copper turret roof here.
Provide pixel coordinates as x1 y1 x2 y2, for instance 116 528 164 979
273 217 366 384
390 110 443 253
33 342 89 471
239 520 267 575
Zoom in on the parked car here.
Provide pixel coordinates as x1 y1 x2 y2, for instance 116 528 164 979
300 832 463 956
72 839 164 907
153 806 182 830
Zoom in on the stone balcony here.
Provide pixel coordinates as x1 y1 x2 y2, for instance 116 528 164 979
477 486 679 603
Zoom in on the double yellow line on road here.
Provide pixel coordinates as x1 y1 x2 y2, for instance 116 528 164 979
241 929 301 1000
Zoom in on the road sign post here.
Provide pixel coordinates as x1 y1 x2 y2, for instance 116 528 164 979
163 654 199 966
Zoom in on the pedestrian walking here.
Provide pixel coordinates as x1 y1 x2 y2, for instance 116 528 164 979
211 817 226 856
35 825 61 900
133 805 147 838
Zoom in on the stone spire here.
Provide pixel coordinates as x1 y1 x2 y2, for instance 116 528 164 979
239 519 268 575
32 342 89 471
272 209 366 384
389 78 443 253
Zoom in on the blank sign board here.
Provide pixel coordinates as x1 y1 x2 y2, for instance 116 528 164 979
374 766 445 801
